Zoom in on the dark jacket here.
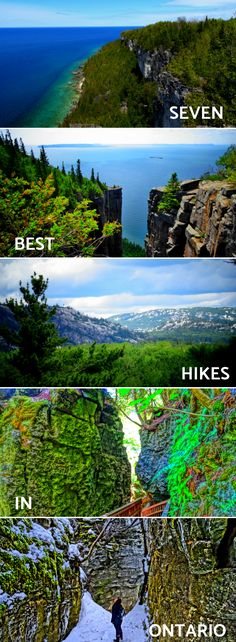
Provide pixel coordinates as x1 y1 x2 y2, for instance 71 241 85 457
111 602 125 625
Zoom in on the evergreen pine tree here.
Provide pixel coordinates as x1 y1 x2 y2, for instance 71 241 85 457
70 164 76 180
0 273 66 381
76 159 83 185
40 146 49 166
91 167 95 182
19 138 26 155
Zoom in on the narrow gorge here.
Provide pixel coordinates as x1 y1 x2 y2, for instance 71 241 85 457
0 518 235 641
0 388 235 517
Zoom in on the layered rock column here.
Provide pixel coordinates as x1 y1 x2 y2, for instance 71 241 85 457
145 180 236 257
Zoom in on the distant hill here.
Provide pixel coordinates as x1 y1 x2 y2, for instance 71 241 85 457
109 307 236 343
0 303 139 349
52 306 139 344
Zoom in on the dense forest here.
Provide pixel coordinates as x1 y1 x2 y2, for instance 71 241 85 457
0 273 235 386
0 387 235 517
63 18 236 127
0 131 121 257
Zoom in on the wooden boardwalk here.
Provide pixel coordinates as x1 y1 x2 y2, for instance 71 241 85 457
104 497 168 517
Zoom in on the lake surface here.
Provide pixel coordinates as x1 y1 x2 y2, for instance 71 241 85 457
35 144 228 246
0 27 125 126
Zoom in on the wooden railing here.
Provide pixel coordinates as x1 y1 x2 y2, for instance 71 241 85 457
141 500 168 517
104 497 144 517
104 497 168 517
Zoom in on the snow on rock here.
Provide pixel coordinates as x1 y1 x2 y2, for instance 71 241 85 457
65 592 149 642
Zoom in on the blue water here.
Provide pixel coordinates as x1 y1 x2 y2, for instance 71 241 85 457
32 143 229 246
0 27 125 126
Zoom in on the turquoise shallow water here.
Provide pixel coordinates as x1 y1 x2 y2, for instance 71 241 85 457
32 143 229 246
0 27 125 126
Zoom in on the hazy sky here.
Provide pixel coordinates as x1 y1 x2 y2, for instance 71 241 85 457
0 259 235 317
2 128 236 147
0 0 234 27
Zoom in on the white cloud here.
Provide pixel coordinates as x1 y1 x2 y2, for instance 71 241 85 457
0 258 106 292
47 291 236 317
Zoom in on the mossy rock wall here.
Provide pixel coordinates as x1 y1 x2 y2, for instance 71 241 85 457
167 400 236 516
0 518 81 642
148 518 236 642
136 391 236 515
136 416 175 500
0 390 131 516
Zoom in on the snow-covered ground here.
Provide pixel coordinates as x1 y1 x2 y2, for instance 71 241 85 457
65 592 149 642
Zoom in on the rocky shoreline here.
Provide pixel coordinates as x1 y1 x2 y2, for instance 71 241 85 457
61 64 85 126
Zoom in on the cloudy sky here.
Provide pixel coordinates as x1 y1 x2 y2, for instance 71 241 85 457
3 128 236 147
0 0 234 27
0 259 235 317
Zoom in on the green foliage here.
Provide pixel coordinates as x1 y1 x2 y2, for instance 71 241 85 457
0 338 235 387
0 132 120 256
157 172 181 213
119 387 236 515
63 40 157 127
166 396 236 516
122 238 146 257
0 273 65 382
216 145 236 184
201 145 236 183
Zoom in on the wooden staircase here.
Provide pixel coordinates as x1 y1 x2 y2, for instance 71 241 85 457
104 497 168 517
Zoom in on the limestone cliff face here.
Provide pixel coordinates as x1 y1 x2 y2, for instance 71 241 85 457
78 519 146 612
123 38 189 127
136 416 174 501
91 186 122 256
0 390 131 516
146 179 236 257
148 518 236 641
0 518 82 642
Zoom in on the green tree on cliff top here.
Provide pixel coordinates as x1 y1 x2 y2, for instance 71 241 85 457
158 172 181 213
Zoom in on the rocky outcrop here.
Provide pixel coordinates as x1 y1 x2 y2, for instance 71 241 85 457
123 38 189 127
79 519 146 611
0 390 131 516
91 186 122 256
136 416 174 501
146 179 236 256
148 518 236 641
0 518 82 642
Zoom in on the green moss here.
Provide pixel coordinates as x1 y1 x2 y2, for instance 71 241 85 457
167 403 236 516
0 391 131 516
0 519 82 642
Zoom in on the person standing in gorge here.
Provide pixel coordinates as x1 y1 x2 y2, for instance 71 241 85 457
111 597 125 641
